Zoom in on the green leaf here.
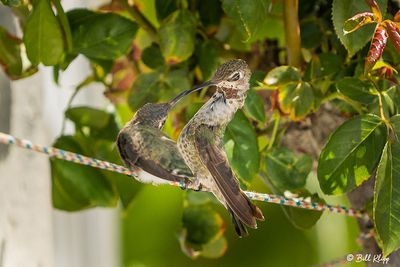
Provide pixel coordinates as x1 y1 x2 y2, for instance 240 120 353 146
318 114 387 195
244 71 266 122
52 0 73 53
184 102 203 123
332 0 387 57
128 71 161 111
336 77 376 104
182 205 224 245
371 87 398 118
163 68 191 98
264 148 312 190
244 89 266 123
300 19 323 49
141 43 164 69
1 0 21 6
279 82 315 120
23 0 64 65
91 114 120 141
224 111 260 182
65 106 111 130
227 27 252 52
134 0 159 28
318 52 344 77
201 236 227 259
51 135 117 211
155 0 179 21
303 53 343 83
262 148 322 229
91 139 140 209
129 68 190 110
186 191 213 206
197 40 220 81
258 1 285 45
221 0 273 42
65 106 119 141
0 27 22 78
159 10 196 64
263 66 302 89
91 57 113 77
282 191 325 229
373 115 400 257
250 70 265 87
67 9 138 60
198 0 223 30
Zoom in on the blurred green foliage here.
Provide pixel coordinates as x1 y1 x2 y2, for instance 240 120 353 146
1 0 400 264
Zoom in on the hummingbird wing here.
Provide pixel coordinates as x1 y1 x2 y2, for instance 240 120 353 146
117 130 140 167
117 125 193 183
194 124 264 230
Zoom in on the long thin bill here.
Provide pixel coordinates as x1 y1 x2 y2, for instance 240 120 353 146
169 80 214 106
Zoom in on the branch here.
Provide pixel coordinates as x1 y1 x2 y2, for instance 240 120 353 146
283 0 302 67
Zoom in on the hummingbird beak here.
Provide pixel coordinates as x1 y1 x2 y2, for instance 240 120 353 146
168 80 214 106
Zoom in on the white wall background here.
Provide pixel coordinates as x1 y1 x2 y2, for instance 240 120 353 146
0 1 120 267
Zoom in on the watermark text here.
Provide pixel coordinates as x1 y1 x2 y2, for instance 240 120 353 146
347 253 389 264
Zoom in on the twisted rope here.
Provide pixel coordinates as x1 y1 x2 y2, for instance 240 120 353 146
0 132 370 221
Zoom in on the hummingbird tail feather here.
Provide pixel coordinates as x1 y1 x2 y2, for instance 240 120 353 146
241 191 265 221
228 208 249 237
223 189 263 230
193 125 264 234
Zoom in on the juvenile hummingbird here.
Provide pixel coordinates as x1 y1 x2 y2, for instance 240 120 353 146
178 59 264 237
117 85 208 186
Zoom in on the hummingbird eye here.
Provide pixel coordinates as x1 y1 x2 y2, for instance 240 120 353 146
229 71 241 81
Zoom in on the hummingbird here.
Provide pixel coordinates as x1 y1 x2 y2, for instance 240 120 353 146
117 85 208 187
178 59 264 237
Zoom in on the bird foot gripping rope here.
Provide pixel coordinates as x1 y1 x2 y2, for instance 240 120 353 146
0 132 370 221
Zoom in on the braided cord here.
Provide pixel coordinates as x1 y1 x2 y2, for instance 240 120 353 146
0 132 369 221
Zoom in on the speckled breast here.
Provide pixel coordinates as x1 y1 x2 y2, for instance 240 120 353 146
178 124 210 179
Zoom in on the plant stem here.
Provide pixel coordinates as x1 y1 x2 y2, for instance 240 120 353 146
60 87 80 135
336 94 365 114
267 112 280 151
14 65 38 80
369 78 388 122
377 92 387 121
123 1 159 42
283 0 302 67
321 91 340 104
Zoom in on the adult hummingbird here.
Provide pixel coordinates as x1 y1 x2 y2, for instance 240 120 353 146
117 85 207 187
178 59 264 237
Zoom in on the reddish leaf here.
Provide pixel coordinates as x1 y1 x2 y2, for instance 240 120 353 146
104 57 137 104
365 25 388 73
111 50 138 87
394 10 400 22
377 66 398 84
270 90 288 116
343 12 376 34
0 27 22 78
385 21 400 53
365 0 382 21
